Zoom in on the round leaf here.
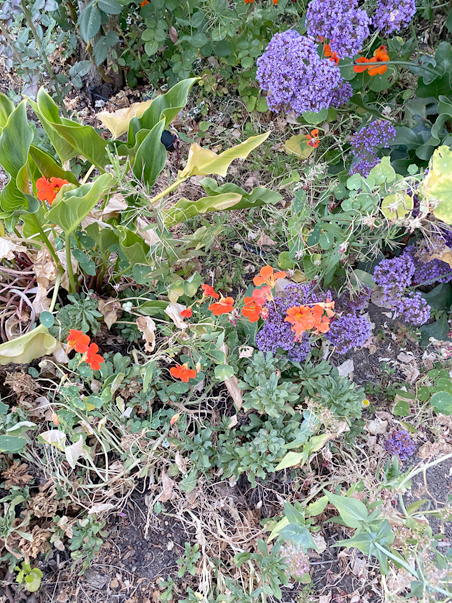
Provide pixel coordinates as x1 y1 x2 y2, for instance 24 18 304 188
40 311 55 328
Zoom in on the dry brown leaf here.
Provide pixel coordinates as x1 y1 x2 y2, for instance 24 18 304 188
228 415 238 429
175 451 187 474
99 298 122 329
169 25 178 43
0 237 26 260
32 283 51 315
239 346 254 358
366 417 388 435
312 533 327 553
136 218 161 246
224 375 243 411
136 316 156 352
164 302 188 330
417 440 452 458
159 471 174 502
257 233 277 247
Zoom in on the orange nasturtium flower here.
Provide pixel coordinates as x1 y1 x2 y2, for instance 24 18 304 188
253 266 286 288
201 284 219 300
245 0 254 4
252 285 273 305
140 0 150 6
306 129 320 148
242 297 262 323
67 329 90 354
324 44 339 65
354 46 389 76
170 363 197 382
36 176 69 204
209 297 235 316
85 343 104 371
181 308 192 318
285 304 333 336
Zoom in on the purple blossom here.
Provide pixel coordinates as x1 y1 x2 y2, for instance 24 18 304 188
306 0 370 58
330 80 354 108
403 245 452 286
373 0 416 34
349 120 396 176
384 429 416 460
334 287 371 313
256 30 341 115
325 313 372 354
398 292 430 325
373 254 415 305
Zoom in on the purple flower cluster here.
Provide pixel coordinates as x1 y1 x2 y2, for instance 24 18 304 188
306 0 370 58
373 0 416 34
330 80 354 108
373 255 415 305
256 30 342 115
398 292 431 326
384 429 416 459
325 314 372 354
256 283 321 362
281 542 310 578
334 286 371 313
349 121 397 176
403 245 452 286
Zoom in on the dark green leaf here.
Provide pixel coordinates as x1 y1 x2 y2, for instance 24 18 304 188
78 1 102 42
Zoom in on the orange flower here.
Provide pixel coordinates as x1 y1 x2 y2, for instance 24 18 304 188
244 0 254 3
242 297 262 323
85 343 104 371
251 285 273 305
285 304 332 336
140 0 149 5
253 266 286 288
354 46 389 76
170 413 180 425
273 0 278 4
181 308 192 318
170 363 197 382
209 297 235 316
36 176 69 204
201 284 219 299
324 44 339 65
67 329 90 354
306 129 320 148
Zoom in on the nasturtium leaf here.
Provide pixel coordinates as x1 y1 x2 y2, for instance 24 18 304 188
284 134 313 159
430 391 452 415
0 435 27 453
423 146 452 223
215 364 235 380
381 193 413 220
40 312 55 328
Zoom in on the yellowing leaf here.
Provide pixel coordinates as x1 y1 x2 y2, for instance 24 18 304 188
423 145 452 223
178 132 270 179
381 193 413 220
96 100 152 139
0 324 59 365
284 134 313 159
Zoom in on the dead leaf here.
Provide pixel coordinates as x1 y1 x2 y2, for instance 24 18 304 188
110 578 119 589
159 471 174 502
366 417 388 435
164 303 188 330
423 246 452 268
169 26 178 43
0 237 26 260
371 289 394 309
224 375 243 411
175 451 187 474
337 359 354 378
65 436 86 469
312 533 327 553
274 277 290 292
98 298 122 329
32 284 51 315
136 218 161 246
319 594 332 603
239 346 254 358
257 233 277 247
417 440 452 458
88 503 115 515
136 316 156 352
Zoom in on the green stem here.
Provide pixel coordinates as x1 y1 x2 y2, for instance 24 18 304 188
65 233 76 293
31 213 64 272
0 22 25 66
341 60 441 78
398 452 452 491
82 164 96 184
149 177 187 205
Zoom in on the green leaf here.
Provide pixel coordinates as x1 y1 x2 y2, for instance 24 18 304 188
132 119 166 188
430 391 452 415
35 88 108 169
278 524 318 551
40 311 55 328
29 145 78 185
423 146 452 223
422 283 452 310
255 97 268 113
0 324 59 365
302 108 328 124
97 0 121 14
368 67 396 92
138 78 198 133
406 499 428 515
0 93 14 130
116 225 150 265
179 469 197 493
284 134 314 159
327 493 368 528
419 313 451 346
143 360 155 393
0 435 27 453
392 398 410 417
369 157 395 184
307 495 328 517
276 451 303 470
215 364 235 380
46 173 114 235
78 1 102 42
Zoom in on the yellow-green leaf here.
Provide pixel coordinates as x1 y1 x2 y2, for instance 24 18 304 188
162 192 242 227
423 145 452 223
284 134 313 159
96 100 153 139
178 132 270 179
0 324 59 365
381 193 413 220
275 451 304 471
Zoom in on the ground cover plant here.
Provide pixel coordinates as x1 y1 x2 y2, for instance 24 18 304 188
1 0 452 602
